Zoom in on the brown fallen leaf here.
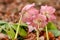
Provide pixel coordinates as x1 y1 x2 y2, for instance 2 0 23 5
0 33 9 40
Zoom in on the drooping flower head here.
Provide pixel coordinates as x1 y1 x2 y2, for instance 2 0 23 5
40 5 56 21
21 3 39 32
22 3 39 24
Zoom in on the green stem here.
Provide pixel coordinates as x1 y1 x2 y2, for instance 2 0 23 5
14 14 22 39
46 26 49 40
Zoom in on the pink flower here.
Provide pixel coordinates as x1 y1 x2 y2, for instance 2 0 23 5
29 14 47 28
40 5 56 21
22 3 39 24
40 5 55 14
21 4 56 32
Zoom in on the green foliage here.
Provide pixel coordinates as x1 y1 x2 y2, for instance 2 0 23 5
19 28 27 37
47 22 57 30
0 21 7 32
45 22 60 37
0 21 15 39
0 20 60 38
12 24 28 37
0 21 27 39
0 21 7 26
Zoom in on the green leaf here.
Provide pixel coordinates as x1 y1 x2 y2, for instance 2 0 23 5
47 22 57 30
0 21 7 26
0 28 2 32
19 28 27 37
1 22 15 39
0 20 27 39
4 27 15 39
49 30 60 37
45 22 60 37
12 24 18 30
0 21 8 33
12 24 27 37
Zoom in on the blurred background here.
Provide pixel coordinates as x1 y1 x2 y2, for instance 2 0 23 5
0 0 60 28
